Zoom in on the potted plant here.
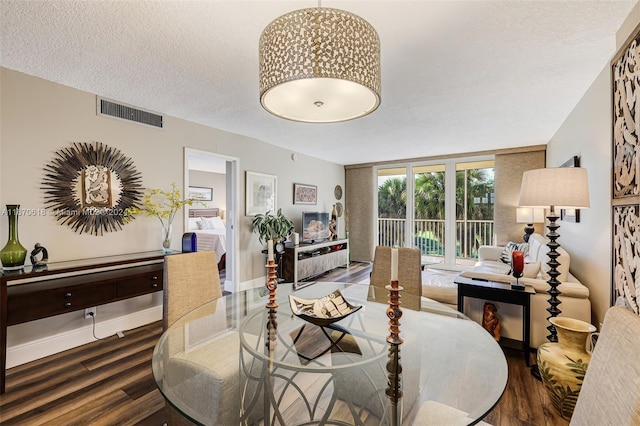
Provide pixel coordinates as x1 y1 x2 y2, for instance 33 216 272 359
251 208 294 253
124 183 199 252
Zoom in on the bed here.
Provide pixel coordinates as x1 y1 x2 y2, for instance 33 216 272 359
188 208 226 271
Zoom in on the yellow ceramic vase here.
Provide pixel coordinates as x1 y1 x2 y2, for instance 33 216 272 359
537 317 596 420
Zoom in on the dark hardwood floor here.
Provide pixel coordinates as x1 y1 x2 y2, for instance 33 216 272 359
0 262 568 425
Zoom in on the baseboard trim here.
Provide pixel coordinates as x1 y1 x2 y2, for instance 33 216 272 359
6 305 162 369
239 276 267 292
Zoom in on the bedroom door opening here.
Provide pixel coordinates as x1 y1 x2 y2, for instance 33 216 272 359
184 148 239 293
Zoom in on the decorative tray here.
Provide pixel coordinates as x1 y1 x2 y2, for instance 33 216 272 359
288 290 362 326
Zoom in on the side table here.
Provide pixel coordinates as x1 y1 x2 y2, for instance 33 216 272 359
454 275 535 366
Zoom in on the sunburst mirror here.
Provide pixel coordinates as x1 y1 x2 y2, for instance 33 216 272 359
42 142 143 235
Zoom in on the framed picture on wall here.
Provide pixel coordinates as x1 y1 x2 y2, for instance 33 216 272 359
246 171 276 216
188 186 213 201
560 156 580 223
293 183 317 205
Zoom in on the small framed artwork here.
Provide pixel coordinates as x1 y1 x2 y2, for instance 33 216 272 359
293 183 317 205
560 156 580 223
188 186 213 201
246 171 277 216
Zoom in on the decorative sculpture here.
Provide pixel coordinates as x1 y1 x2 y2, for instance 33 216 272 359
265 258 278 309
41 142 143 235
482 302 501 341
386 279 403 345
29 243 49 268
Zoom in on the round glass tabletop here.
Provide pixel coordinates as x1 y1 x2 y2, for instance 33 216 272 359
152 282 507 425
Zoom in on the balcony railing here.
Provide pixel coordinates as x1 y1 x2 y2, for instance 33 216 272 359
378 218 494 259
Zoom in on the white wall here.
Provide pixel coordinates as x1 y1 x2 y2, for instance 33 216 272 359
546 3 640 329
0 68 345 365
546 66 611 329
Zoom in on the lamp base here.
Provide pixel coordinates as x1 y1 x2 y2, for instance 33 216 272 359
544 211 562 343
530 364 542 381
523 224 534 242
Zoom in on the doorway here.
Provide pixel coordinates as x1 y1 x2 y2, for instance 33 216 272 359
184 148 240 293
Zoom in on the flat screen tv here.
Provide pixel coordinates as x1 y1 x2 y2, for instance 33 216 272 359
302 212 330 243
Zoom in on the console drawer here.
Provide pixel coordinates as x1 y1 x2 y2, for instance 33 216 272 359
7 282 116 325
115 267 163 299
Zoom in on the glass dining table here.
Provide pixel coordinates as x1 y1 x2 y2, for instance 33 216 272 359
152 282 507 425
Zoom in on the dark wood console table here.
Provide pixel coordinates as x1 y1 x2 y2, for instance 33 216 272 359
0 251 167 393
455 274 535 366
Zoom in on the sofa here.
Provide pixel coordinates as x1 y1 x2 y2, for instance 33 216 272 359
460 233 592 349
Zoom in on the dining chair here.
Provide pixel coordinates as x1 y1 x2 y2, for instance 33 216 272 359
370 246 422 310
162 251 223 426
163 251 222 330
569 306 640 425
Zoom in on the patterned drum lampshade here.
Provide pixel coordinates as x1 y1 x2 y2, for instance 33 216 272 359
259 7 381 123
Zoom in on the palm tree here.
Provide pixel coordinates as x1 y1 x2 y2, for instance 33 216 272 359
378 177 407 218
455 168 494 257
379 167 494 258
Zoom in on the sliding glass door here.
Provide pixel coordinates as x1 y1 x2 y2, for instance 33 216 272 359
376 158 494 267
455 160 495 265
413 164 446 263
377 167 407 248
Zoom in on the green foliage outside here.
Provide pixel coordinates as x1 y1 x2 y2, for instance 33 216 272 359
378 168 494 257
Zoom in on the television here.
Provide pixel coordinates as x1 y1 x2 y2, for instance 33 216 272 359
302 212 330 243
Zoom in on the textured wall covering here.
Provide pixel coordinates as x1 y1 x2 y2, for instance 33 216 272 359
611 16 640 315
494 151 546 245
345 167 374 262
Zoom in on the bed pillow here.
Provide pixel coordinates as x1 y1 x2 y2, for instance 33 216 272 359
208 216 225 230
197 218 215 230
188 218 200 230
197 216 225 230
499 242 529 264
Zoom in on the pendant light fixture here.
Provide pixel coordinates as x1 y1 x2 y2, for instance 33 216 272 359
259 3 381 123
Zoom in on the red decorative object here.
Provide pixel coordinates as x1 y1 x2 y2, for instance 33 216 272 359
512 250 525 288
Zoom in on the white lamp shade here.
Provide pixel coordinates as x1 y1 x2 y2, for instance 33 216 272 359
516 207 545 224
518 167 590 209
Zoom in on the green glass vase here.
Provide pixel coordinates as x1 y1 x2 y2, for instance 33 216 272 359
1 204 28 270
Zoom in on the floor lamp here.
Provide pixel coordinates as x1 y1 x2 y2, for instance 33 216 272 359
518 167 590 377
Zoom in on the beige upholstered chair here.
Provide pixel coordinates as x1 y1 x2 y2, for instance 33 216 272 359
569 306 640 425
162 251 223 425
370 246 422 310
163 251 222 330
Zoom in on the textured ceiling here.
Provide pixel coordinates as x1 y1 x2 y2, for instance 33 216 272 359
1 1 636 165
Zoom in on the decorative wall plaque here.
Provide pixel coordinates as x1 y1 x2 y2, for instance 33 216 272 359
612 205 639 314
42 142 143 235
612 26 640 199
611 23 640 314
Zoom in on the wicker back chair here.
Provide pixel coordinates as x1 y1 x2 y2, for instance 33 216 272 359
370 246 422 310
163 251 222 330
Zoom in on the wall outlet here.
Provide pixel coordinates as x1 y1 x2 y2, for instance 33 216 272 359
84 307 96 319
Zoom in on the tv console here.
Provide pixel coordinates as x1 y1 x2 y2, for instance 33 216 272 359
0 251 167 394
282 239 348 287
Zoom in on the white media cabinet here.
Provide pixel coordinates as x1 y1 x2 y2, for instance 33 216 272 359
282 238 349 287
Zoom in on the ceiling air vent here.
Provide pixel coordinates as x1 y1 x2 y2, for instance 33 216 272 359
97 97 164 129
